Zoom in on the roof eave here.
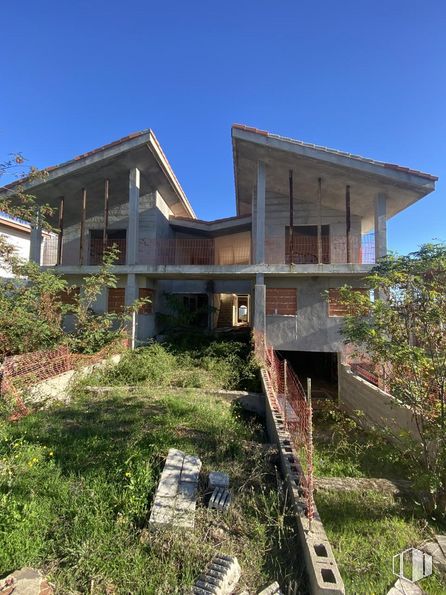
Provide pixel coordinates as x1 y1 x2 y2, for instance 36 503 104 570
232 125 437 194
1 129 196 220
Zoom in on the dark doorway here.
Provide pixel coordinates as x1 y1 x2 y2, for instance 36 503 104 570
278 350 338 400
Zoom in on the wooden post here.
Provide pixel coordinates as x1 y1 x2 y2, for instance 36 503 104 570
57 196 64 266
103 179 109 255
289 170 294 264
79 188 87 265
317 177 322 264
345 185 351 263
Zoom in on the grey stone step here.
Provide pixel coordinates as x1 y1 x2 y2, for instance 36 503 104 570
149 448 202 529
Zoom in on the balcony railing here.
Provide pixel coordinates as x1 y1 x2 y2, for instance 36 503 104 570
90 239 127 265
138 238 251 266
265 232 375 265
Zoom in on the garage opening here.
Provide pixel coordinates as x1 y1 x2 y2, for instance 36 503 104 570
277 350 338 401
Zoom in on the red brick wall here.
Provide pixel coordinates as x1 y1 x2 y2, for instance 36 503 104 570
108 288 125 313
266 288 297 315
138 288 154 314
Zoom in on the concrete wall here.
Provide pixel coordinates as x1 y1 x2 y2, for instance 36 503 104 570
265 276 366 352
0 225 30 277
262 191 362 265
62 190 174 266
338 363 421 441
214 231 251 264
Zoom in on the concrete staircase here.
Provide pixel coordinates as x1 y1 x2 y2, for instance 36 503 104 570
217 296 234 328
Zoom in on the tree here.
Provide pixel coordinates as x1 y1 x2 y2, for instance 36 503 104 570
338 243 446 514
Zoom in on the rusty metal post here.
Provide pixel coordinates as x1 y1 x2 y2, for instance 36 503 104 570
306 376 314 531
289 170 294 264
345 185 351 263
283 359 288 427
79 188 87 265
103 178 109 255
317 178 322 264
57 196 64 266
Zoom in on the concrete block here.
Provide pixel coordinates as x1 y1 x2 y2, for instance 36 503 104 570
208 472 230 490
192 555 240 595
258 581 283 594
149 449 201 530
208 487 231 511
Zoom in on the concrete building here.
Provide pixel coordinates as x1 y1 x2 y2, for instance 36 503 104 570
1 125 437 377
0 212 56 278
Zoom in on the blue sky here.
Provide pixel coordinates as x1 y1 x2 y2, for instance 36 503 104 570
2 0 445 254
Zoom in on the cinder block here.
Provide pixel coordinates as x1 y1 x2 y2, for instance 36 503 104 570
192 555 240 595
208 471 230 489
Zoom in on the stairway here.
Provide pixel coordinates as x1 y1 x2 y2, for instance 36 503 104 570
217 295 234 328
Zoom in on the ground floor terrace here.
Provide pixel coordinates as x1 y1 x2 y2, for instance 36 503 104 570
57 270 369 352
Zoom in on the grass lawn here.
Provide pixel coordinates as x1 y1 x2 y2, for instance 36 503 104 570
313 403 446 594
0 340 305 594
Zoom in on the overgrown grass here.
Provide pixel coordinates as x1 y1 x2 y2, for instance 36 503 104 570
0 382 303 593
313 403 446 594
82 335 261 392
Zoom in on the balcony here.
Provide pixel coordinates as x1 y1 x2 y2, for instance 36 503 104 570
265 232 375 265
138 238 251 266
90 238 127 265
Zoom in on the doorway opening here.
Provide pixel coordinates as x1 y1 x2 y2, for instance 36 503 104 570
278 350 338 401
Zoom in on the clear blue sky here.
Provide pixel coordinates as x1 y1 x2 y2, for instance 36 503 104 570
2 0 445 254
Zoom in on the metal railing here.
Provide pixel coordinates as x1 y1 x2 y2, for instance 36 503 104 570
138 238 251 266
265 232 375 265
90 239 127 265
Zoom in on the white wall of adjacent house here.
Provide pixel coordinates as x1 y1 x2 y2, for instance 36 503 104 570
0 219 31 278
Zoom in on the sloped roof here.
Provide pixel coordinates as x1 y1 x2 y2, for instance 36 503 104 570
232 124 438 181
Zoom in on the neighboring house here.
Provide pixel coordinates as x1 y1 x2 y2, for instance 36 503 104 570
0 126 437 373
0 212 56 277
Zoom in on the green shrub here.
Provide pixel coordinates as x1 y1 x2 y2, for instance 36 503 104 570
105 343 176 386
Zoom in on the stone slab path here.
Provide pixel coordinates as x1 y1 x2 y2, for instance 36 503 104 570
314 476 413 495
149 448 202 529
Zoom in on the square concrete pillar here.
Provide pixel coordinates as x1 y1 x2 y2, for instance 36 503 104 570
29 210 42 264
374 193 387 261
255 161 266 264
127 167 140 265
253 274 266 336
125 273 139 349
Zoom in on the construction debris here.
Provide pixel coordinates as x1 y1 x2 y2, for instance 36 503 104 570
149 448 201 529
191 554 241 595
208 487 231 512
208 471 230 490
258 582 283 595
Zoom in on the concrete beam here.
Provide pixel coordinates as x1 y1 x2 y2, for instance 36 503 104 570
255 161 266 264
127 167 140 265
374 193 387 260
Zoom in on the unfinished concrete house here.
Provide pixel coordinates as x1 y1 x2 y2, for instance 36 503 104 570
4 125 437 389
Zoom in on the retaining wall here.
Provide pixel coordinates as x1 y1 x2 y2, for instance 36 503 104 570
338 362 421 442
261 369 345 595
26 354 122 406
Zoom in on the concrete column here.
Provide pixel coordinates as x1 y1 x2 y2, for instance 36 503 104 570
127 167 140 265
374 193 387 261
255 161 266 264
29 209 42 264
253 273 266 337
125 273 139 349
